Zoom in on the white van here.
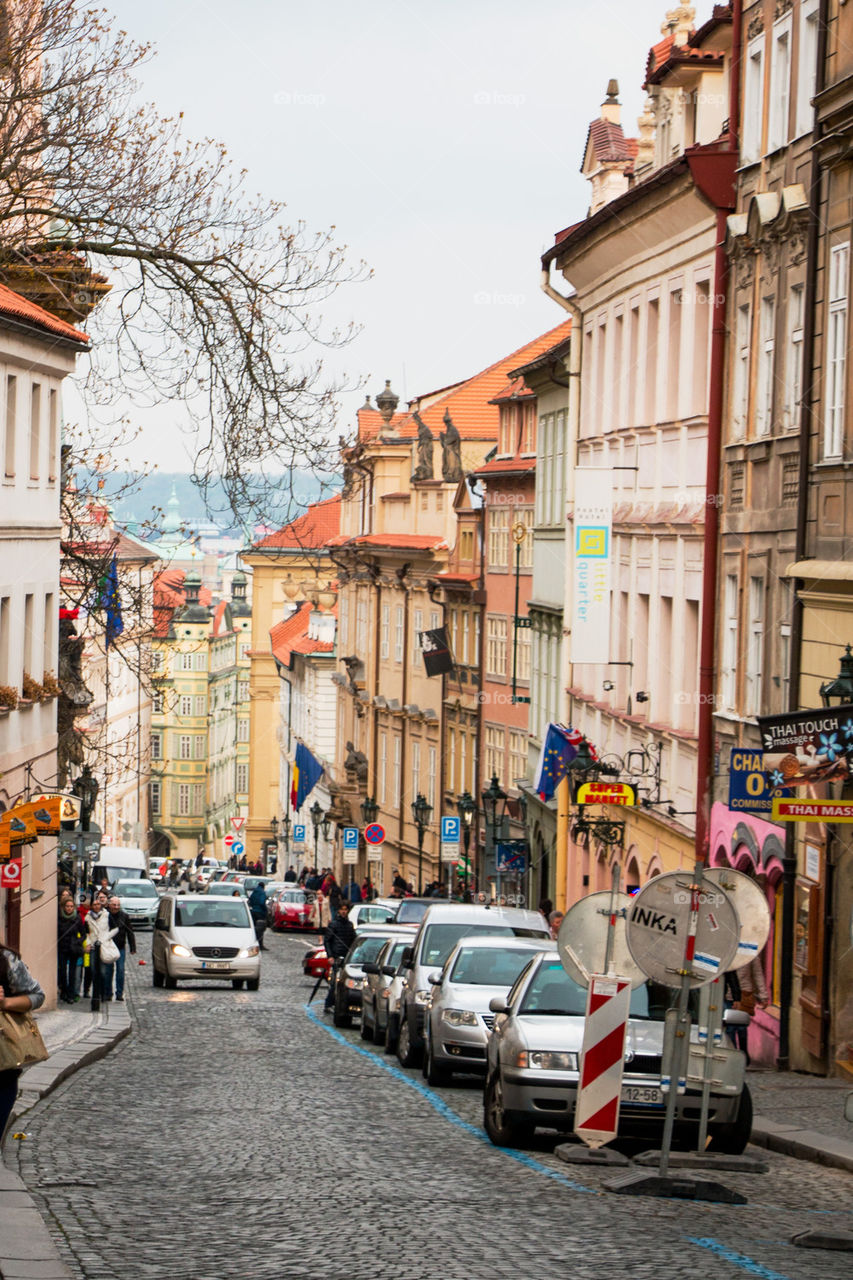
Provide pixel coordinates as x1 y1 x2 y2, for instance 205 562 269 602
151 892 261 990
91 845 147 886
396 903 550 1067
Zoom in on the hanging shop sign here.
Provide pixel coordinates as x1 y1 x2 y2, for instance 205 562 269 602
576 781 636 807
771 798 853 823
757 703 853 789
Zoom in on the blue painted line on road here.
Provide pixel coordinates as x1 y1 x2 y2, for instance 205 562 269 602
687 1237 791 1280
304 1003 594 1193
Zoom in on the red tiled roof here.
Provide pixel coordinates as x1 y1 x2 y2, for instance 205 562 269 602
645 44 724 87
433 572 479 584
253 495 341 550
490 376 535 404
270 602 336 666
586 118 637 165
473 458 536 476
152 569 212 637
0 282 89 345
327 532 447 552
355 322 572 445
646 33 675 83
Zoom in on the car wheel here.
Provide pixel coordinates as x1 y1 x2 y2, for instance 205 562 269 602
246 977 260 992
423 1031 452 1087
232 978 245 990
396 1012 421 1068
384 1014 398 1055
707 1083 753 1155
360 1012 373 1041
164 970 177 990
152 965 164 988
373 1016 386 1047
483 1072 533 1148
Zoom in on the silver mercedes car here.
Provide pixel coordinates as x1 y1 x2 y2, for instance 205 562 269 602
422 936 555 1085
483 951 750 1152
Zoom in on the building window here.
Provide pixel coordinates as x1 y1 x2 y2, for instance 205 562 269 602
779 581 794 711
516 624 531 683
192 784 204 815
743 35 765 163
428 746 436 809
194 651 207 671
179 734 192 760
516 507 534 570
4 375 16 479
484 725 505 787
150 781 161 815
486 615 508 678
498 404 517 455
746 576 764 717
461 611 470 667
195 694 207 716
153 692 163 713
412 609 423 665
645 298 659 424
722 575 739 712
448 727 456 794
381 603 390 660
785 283 804 429
394 604 404 663
755 296 775 435
237 719 249 743
411 739 420 805
460 528 474 560
509 730 526 787
393 736 401 809
732 302 751 437
459 733 467 800
797 0 820 136
237 681 248 703
826 243 849 459
522 401 536 454
177 783 190 817
488 508 510 569
339 592 348 648
379 732 387 805
178 652 192 671
430 610 440 632
236 763 248 794
29 382 41 481
180 695 193 717
151 732 162 760
769 16 791 152
356 596 368 652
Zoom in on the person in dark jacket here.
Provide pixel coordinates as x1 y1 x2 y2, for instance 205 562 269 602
248 882 268 950
0 946 44 1143
57 897 85 1002
105 897 137 1000
323 902 355 1011
284 865 297 883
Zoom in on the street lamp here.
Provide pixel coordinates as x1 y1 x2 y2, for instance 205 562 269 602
457 791 477 894
281 813 291 854
481 774 508 900
71 765 99 833
819 644 853 706
361 795 379 826
269 816 279 874
411 792 432 894
310 799 325 863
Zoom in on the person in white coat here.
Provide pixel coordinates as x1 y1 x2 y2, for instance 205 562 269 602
84 895 119 1006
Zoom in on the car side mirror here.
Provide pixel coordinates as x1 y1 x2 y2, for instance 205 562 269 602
381 965 397 976
155 919 168 931
400 946 413 968
723 1008 750 1027
489 997 509 1014
428 971 442 986
362 963 379 975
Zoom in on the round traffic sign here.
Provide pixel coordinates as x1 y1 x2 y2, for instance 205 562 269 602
703 867 771 968
557 891 646 990
364 823 385 845
625 872 739 989
231 840 244 857
224 833 235 847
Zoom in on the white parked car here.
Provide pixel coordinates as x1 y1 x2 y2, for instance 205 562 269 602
151 892 261 990
113 878 160 928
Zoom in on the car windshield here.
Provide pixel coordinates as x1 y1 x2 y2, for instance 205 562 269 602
450 946 542 987
518 962 681 1019
395 900 431 923
348 935 394 965
383 940 409 970
97 866 143 882
174 901 250 928
420 923 547 968
116 883 158 899
358 906 395 923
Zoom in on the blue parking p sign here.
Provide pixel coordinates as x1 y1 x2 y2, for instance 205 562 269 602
343 828 359 850
441 816 461 844
293 824 306 844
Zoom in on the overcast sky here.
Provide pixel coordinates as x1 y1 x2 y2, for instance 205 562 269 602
96 0 677 472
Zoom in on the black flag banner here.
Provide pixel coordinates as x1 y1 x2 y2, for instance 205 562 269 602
420 627 454 677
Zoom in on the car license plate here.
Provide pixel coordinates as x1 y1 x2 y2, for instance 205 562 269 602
622 1085 663 1106
201 961 230 971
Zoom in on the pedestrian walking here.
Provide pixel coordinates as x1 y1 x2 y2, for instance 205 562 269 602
57 897 85 1002
548 910 564 940
323 901 355 1013
0 945 45 1143
84 895 119 1007
105 896 137 1000
328 877 342 920
284 865 297 883
248 881 269 949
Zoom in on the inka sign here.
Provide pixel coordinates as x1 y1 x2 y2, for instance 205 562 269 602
771 798 853 823
576 782 636 807
570 469 612 665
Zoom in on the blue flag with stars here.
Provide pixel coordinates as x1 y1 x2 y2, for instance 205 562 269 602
100 555 123 648
534 724 585 802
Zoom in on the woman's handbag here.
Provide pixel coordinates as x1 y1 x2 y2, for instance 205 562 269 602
734 990 757 1016
0 1007 49 1070
99 937 120 965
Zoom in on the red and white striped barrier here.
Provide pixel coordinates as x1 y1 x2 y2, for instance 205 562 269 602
574 974 632 1149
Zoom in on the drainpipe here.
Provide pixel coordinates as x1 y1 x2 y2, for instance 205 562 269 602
777 0 829 1071
540 267 582 911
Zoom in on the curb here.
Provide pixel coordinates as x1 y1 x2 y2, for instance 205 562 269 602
0 1005 132 1280
750 1116 853 1174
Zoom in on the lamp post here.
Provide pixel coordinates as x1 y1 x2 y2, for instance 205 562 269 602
310 800 325 865
457 791 477 897
72 765 99 834
481 774 508 900
361 795 379 898
819 644 853 706
281 813 291 860
411 793 432 895
269 816 279 875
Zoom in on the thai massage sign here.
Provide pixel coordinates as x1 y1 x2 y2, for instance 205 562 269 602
571 469 612 665
757 703 853 790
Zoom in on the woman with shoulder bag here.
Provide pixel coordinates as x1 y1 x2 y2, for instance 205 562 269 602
57 897 85 1003
84 895 119 1003
0 945 45 1143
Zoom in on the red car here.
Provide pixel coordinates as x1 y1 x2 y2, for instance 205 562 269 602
272 888 316 931
303 943 332 980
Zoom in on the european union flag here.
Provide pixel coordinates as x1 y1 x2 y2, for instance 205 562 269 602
100 555 123 648
534 724 584 802
294 740 324 810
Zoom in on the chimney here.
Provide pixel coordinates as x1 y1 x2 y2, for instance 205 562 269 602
663 4 695 48
601 79 621 125
375 380 400 436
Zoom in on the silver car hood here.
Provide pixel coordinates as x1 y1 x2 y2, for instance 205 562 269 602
441 983 511 1012
514 1016 666 1054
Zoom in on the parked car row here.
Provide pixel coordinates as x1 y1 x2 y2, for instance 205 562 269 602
318 898 753 1155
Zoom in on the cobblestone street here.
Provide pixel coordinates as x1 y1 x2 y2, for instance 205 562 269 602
11 933 853 1280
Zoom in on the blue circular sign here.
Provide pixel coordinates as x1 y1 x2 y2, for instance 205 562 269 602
364 823 385 845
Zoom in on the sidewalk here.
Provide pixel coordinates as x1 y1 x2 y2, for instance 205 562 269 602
0 1000 130 1280
748 1066 853 1173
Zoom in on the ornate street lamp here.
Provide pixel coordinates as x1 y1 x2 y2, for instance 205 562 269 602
310 799 325 862
457 791 477 892
281 813 291 852
411 792 432 894
481 774 508 833
819 644 853 707
71 765 99 833
361 795 379 826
